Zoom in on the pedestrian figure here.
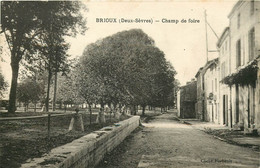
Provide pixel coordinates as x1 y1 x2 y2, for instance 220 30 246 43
96 107 106 124
69 107 84 131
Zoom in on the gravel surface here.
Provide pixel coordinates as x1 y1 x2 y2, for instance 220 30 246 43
97 112 260 168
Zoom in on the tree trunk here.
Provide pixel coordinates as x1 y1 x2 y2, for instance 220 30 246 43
52 71 57 111
108 103 112 122
88 103 92 125
34 102 37 112
46 68 52 139
45 69 52 112
133 105 137 115
8 60 20 113
142 105 146 116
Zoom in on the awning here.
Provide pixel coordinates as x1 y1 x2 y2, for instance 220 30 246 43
221 59 259 87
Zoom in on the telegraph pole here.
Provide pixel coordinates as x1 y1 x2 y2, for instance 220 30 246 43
204 10 209 63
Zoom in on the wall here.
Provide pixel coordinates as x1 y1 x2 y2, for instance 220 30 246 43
196 72 204 120
256 58 260 134
204 62 219 123
179 81 197 119
218 28 231 126
228 0 260 132
177 90 181 117
21 116 140 168
229 1 259 73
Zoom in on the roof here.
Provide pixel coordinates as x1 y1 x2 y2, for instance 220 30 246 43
228 0 244 18
217 27 229 48
205 58 219 71
195 67 203 78
180 80 196 89
195 58 219 78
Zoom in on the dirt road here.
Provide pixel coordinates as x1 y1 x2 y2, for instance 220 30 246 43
97 112 260 168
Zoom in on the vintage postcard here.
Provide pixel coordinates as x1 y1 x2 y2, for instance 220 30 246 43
0 0 259 168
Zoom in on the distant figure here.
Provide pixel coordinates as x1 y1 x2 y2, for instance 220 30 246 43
68 107 84 131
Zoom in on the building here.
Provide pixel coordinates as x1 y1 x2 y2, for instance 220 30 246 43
177 80 197 119
204 58 219 123
195 58 219 122
217 27 231 126
195 67 204 120
221 0 260 133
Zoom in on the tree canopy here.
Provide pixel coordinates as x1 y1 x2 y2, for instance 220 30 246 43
76 29 177 114
16 77 43 111
1 1 86 113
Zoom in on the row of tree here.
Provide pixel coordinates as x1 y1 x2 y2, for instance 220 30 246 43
1 1 179 118
0 1 86 113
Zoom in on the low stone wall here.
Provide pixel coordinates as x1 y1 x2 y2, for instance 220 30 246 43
21 116 140 168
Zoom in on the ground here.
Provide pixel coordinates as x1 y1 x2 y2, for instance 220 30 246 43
0 111 129 168
97 112 260 168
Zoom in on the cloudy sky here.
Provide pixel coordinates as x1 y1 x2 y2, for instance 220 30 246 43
1 0 237 98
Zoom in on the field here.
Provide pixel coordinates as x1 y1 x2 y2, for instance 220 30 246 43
0 111 129 168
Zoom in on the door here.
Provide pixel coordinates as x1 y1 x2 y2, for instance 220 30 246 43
223 95 226 125
223 95 228 126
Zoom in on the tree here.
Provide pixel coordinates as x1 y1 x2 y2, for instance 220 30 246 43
17 78 42 112
76 46 105 124
1 1 86 113
1 2 41 113
78 29 177 118
55 71 84 112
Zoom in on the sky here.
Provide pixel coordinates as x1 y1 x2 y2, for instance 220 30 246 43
0 0 237 98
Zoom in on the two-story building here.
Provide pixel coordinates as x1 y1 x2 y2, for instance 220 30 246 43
195 58 219 122
217 27 231 126
221 0 260 133
204 58 219 123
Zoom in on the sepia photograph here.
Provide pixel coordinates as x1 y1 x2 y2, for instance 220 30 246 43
0 0 259 167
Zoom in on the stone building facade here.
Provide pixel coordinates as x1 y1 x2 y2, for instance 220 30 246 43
195 58 219 122
204 58 219 123
217 27 231 126
223 0 260 132
195 67 204 120
177 80 197 119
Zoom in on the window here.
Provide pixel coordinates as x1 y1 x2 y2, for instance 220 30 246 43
249 28 255 61
236 39 241 67
237 13 240 29
250 0 254 15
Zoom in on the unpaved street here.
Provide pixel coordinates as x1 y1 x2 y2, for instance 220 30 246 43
97 112 260 168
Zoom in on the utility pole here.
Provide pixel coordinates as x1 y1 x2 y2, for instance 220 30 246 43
204 10 209 63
